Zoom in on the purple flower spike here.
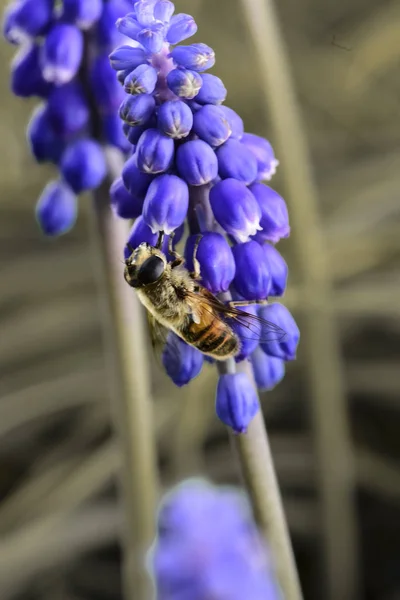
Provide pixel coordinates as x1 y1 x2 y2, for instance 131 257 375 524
196 73 227 105
162 332 204 387
27 105 66 164
135 128 174 174
242 133 279 181
220 106 244 139
35 181 77 236
251 346 285 392
122 153 154 198
109 45 147 72
62 0 103 30
193 105 231 147
217 139 258 185
97 0 133 47
60 139 107 194
124 64 158 95
11 44 52 98
249 183 290 244
157 100 193 139
262 244 288 297
232 241 271 300
259 303 300 361
166 68 202 100
110 177 143 219
119 93 156 126
210 179 262 243
47 82 89 136
142 174 189 234
176 139 218 185
154 1 175 23
216 373 259 433
41 24 83 85
184 232 235 294
9 0 53 39
166 13 197 44
170 43 215 72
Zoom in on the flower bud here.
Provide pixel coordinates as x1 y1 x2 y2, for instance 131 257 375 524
124 217 184 259
176 139 218 185
220 106 244 139
122 153 154 198
117 68 132 85
134 0 157 26
60 140 106 194
123 122 149 145
209 179 262 243
142 174 189 234
193 105 231 147
115 13 142 40
157 100 193 139
251 346 285 391
184 233 235 294
241 133 279 181
102 114 131 153
249 183 290 244
136 128 174 174
10 0 53 38
195 73 227 105
262 244 288 297
119 93 156 126
166 68 202 99
216 139 258 185
109 45 147 72
97 0 132 47
170 43 215 72
90 54 125 113
27 104 65 164
154 1 175 23
11 44 52 98
41 24 83 85
162 332 204 387
35 180 77 236
137 25 164 53
124 64 158 95
110 177 143 219
3 2 26 44
231 304 260 361
47 82 89 136
232 241 270 300
166 13 197 44
259 303 300 361
62 0 103 29
216 373 259 433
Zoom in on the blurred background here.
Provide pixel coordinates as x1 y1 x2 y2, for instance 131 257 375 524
1 0 400 599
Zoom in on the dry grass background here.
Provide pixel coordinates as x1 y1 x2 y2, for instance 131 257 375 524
0 0 400 599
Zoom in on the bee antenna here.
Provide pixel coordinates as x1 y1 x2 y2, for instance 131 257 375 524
156 231 165 249
127 243 135 254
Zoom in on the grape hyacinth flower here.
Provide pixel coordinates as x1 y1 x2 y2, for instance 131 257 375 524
3 0 133 235
149 479 281 600
110 0 299 432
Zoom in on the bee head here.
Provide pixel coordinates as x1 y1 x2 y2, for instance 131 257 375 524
124 242 166 288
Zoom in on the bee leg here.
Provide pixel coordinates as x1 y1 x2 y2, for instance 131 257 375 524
228 299 268 308
167 232 186 269
156 230 165 249
189 234 202 280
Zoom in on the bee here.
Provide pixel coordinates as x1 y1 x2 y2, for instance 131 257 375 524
124 231 285 360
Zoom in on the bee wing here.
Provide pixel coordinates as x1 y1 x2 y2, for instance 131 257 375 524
146 311 170 363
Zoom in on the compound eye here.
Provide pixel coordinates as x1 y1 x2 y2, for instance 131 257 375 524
137 255 165 285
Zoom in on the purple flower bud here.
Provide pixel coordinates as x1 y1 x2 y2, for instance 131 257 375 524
123 122 148 145
27 104 66 164
97 0 132 47
10 0 53 38
134 0 157 26
124 216 183 259
216 373 259 433
186 99 203 113
62 0 103 29
231 304 260 361
209 179 262 243
47 82 89 136
193 105 231 147
241 133 279 181
154 1 175 23
157 100 193 139
109 45 147 72
11 44 52 98
166 68 202 99
35 180 77 236
176 139 218 185
232 241 270 300
262 244 288 297
110 177 143 219
137 25 164 53
142 174 188 234
251 346 285 392
259 303 300 361
220 106 244 139
184 233 235 294
163 332 203 387
102 114 131 153
124 64 158 94
166 13 197 44
117 68 132 85
216 139 258 185
3 2 26 44
115 13 142 40
195 73 227 105
119 93 156 126
41 24 83 85
122 153 155 198
60 139 107 194
170 43 215 72
136 128 174 174
90 54 125 113
249 183 290 244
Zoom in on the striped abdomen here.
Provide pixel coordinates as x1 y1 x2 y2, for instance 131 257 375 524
179 311 239 359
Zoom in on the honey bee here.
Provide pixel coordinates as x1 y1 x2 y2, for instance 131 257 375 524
124 232 285 360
